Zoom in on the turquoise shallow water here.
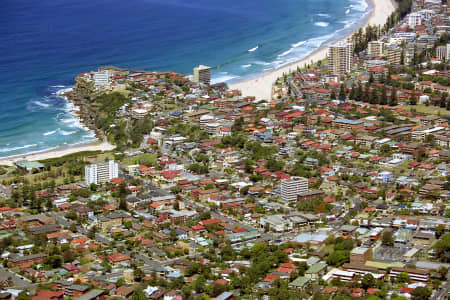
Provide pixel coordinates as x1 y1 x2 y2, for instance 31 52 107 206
0 0 370 157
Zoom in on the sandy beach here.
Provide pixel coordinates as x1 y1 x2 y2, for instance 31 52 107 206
0 140 115 167
229 0 396 99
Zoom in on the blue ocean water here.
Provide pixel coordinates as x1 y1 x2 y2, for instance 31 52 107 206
0 0 370 157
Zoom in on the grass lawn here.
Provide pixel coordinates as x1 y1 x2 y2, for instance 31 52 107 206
1 170 82 186
401 104 450 118
122 153 157 165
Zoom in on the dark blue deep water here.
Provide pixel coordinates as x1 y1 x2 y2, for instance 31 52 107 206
0 0 370 157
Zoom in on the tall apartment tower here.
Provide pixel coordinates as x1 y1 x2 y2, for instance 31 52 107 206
436 45 447 61
281 177 308 202
85 160 119 185
447 43 450 61
328 41 353 76
407 12 422 28
193 65 211 85
367 41 385 57
385 46 402 65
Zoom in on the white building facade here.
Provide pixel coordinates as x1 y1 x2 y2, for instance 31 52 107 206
93 70 110 86
281 176 308 202
85 160 119 185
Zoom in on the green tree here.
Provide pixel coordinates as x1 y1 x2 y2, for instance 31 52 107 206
331 90 337 100
380 86 388 105
87 226 97 239
397 272 410 283
349 84 356 100
339 84 347 100
440 93 447 108
411 286 431 300
16 292 31 300
389 88 398 106
434 233 450 262
361 273 376 289
44 255 63 268
382 231 394 246
409 94 417 105
194 275 207 293
119 197 128 211
90 183 98 192
130 290 147 300
356 84 363 101
435 224 445 239
326 250 349 266
133 267 145 282
266 159 284 172
62 250 75 263
438 266 448 279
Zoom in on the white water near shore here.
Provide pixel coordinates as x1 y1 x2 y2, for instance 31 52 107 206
0 140 115 166
0 90 115 166
229 0 396 99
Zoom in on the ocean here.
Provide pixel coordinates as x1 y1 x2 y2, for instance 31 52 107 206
0 0 371 157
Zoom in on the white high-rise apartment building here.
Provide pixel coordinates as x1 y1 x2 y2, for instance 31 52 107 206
193 65 211 85
367 41 384 57
436 45 447 61
386 46 402 65
447 43 450 61
328 41 353 76
85 160 119 185
281 176 308 202
408 13 422 28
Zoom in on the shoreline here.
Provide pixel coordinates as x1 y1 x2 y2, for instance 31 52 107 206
0 0 394 165
0 140 115 167
0 88 115 167
228 0 396 99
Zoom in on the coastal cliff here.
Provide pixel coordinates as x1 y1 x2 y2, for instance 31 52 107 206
64 78 104 141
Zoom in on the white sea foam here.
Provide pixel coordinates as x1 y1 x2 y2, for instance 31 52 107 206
248 46 259 52
349 0 368 12
83 132 96 138
241 64 252 68
314 22 329 27
339 19 356 29
43 130 57 136
346 9 351 14
32 100 51 108
316 13 330 17
0 143 37 153
59 129 76 136
211 74 239 84
59 117 74 124
55 87 72 96
292 40 307 48
278 48 293 57
270 33 334 69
